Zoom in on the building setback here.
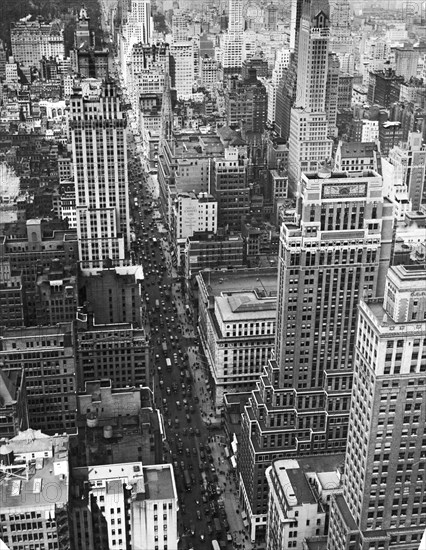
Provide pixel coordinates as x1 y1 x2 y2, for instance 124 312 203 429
238 168 393 541
328 264 426 549
197 268 277 407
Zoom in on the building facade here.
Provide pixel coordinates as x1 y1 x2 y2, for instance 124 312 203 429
0 324 78 434
76 311 150 391
328 264 426 549
238 168 394 541
197 268 277 407
70 79 130 271
288 0 333 195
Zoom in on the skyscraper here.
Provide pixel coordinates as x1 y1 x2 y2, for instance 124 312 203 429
221 0 244 74
288 0 333 195
328 264 426 549
238 167 393 541
130 0 152 44
70 79 130 271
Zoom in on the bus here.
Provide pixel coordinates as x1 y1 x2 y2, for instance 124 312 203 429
211 541 220 550
214 518 221 533
165 358 172 371
183 470 191 491
185 369 191 384
155 299 160 309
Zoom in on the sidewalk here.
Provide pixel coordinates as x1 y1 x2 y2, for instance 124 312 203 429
208 435 255 550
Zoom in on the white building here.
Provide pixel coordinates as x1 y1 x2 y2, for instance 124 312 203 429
266 457 342 550
222 0 244 71
267 47 291 125
197 269 277 408
72 462 178 550
170 41 195 99
173 192 217 240
70 79 130 272
129 0 152 45
361 119 379 142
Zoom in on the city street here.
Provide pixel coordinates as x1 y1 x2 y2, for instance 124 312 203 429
126 128 257 549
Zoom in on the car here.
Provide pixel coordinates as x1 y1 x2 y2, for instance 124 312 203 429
166 387 171 395
167 419 172 428
202 495 208 503
162 398 167 405
192 447 197 455
190 405 195 414
186 414 191 423
200 451 205 460
180 461 184 470
207 525 213 536
189 427 194 436
195 428 200 436
186 448 190 457
204 506 210 515
196 510 201 520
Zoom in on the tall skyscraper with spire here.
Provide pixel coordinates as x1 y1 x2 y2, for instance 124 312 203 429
328 264 426 549
288 0 333 196
70 79 130 271
237 165 393 542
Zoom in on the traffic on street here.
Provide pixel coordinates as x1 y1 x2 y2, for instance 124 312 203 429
126 133 252 550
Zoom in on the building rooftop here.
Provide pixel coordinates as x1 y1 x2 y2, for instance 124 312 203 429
0 429 69 510
216 292 276 322
339 141 378 157
199 267 277 297
273 461 317 507
333 494 358 531
143 465 175 500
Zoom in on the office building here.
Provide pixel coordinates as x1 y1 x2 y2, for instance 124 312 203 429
225 70 268 136
0 219 78 326
211 142 250 230
288 0 333 195
81 265 144 326
383 132 426 212
0 368 28 439
200 56 219 91
71 462 178 550
34 258 78 325
379 121 404 157
337 73 354 110
72 7 110 79
0 324 78 434
185 233 244 280
334 141 381 173
238 168 393 541
197 268 277 407
76 310 150 390
267 48 291 126
0 260 26 328
127 0 153 45
328 264 426 549
76 381 162 467
70 79 130 271
395 47 419 81
169 41 195 100
266 455 343 550
325 53 341 137
367 70 404 109
0 430 71 550
221 0 244 73
173 192 217 242
11 19 64 68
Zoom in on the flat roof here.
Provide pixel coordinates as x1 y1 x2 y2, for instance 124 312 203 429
143 465 175 500
200 267 277 297
0 431 69 510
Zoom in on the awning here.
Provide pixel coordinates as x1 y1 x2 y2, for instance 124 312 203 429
224 447 230 458
231 440 238 454
230 455 237 469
